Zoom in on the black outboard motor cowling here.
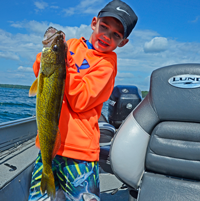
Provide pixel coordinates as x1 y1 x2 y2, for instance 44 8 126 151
108 85 142 128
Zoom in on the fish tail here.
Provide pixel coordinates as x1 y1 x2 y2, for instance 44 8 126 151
40 170 56 198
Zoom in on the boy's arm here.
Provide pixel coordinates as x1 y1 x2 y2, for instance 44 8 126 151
66 58 116 113
32 42 116 113
33 52 42 77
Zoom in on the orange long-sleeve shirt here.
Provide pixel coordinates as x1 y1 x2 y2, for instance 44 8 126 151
34 37 117 161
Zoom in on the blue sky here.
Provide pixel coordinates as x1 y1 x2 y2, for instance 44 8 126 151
0 0 200 90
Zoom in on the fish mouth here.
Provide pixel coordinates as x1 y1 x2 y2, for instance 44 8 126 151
42 27 65 47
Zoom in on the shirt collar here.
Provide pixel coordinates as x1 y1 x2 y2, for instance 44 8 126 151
85 40 95 50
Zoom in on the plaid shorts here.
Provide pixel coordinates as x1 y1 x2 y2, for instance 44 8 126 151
28 152 100 201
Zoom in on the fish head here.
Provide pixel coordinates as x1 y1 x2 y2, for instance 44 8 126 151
43 27 58 43
40 27 67 76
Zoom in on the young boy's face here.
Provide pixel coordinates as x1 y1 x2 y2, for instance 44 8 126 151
89 16 129 53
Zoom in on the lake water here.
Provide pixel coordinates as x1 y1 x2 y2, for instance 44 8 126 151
0 87 108 124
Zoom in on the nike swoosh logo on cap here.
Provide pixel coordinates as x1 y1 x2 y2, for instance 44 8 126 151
116 7 130 16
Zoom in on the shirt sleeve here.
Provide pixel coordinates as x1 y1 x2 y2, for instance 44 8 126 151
33 52 42 77
65 57 116 113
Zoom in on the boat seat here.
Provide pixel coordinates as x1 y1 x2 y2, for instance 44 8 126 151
99 145 113 174
99 120 115 174
99 121 115 146
110 63 200 201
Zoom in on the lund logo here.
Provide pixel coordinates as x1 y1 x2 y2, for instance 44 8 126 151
168 74 200 88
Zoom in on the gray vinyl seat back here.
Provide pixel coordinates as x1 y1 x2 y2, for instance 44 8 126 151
139 63 200 180
110 63 200 200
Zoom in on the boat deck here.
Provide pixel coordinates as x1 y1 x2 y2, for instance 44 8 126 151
1 143 130 201
99 171 129 201
0 117 130 201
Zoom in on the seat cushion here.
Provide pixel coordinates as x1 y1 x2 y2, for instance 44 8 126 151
146 121 200 180
99 122 115 146
99 145 113 174
138 172 200 201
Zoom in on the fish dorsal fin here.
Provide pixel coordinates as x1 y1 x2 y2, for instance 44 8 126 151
52 128 61 160
29 78 38 97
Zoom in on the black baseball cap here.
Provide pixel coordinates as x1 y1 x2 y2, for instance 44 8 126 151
98 0 138 38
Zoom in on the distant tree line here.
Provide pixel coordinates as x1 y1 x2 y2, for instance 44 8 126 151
0 84 30 89
0 84 149 97
142 91 148 98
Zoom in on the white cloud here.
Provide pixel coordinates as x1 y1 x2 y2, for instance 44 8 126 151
114 32 200 90
18 66 33 72
14 74 26 78
0 21 92 72
0 28 42 64
117 72 134 78
64 7 75 16
50 6 59 9
9 21 23 28
133 30 159 41
10 20 49 35
9 20 92 40
144 37 168 53
63 0 104 16
34 1 48 10
190 16 200 23
0 52 19 60
0 20 200 90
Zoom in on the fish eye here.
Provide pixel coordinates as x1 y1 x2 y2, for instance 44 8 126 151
53 45 58 51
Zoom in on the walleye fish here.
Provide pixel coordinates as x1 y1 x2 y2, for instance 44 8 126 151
29 27 67 198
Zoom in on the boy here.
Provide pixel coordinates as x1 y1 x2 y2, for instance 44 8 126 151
28 0 138 200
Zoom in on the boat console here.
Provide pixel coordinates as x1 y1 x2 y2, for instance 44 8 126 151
108 85 142 129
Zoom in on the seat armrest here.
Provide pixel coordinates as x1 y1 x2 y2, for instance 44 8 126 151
110 113 150 189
